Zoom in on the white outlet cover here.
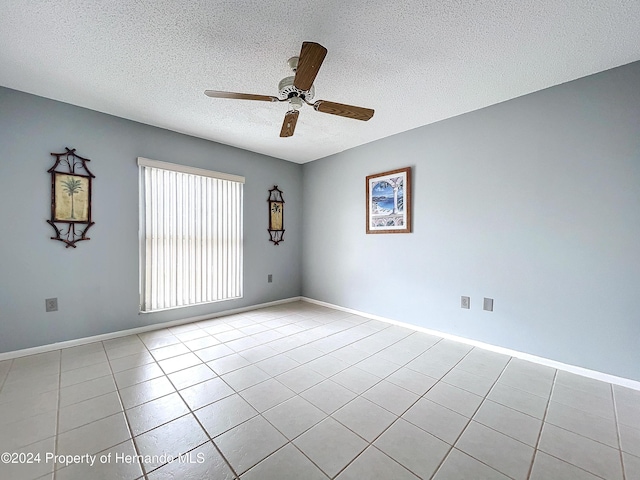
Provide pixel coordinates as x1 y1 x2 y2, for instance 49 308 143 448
461 296 470 309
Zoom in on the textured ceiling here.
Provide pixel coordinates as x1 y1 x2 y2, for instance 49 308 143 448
1 1 640 163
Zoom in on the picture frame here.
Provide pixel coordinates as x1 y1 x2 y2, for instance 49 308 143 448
267 185 285 245
366 167 411 234
53 172 91 222
47 148 95 248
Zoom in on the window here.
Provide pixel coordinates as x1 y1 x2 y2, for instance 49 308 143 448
138 157 243 312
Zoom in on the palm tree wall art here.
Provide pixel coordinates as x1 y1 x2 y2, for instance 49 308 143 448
48 148 95 248
54 174 89 221
60 177 84 220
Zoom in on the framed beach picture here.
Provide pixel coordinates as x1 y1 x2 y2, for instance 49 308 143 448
366 167 411 234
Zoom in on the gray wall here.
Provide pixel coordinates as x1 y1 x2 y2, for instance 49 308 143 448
302 62 640 381
3 62 639 381
0 87 302 353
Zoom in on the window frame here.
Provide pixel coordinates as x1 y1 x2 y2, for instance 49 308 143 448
137 157 244 313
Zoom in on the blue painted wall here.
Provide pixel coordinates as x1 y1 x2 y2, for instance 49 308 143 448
0 87 303 352
302 62 640 380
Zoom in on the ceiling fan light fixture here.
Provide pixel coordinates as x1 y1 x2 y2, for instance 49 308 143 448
287 56 299 72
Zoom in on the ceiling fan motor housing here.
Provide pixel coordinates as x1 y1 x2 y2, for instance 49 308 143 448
278 76 315 101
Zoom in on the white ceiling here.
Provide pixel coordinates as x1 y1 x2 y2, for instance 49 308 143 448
1 1 639 164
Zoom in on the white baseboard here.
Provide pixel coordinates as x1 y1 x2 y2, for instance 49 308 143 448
0 296 301 362
4 295 638 391
301 297 640 391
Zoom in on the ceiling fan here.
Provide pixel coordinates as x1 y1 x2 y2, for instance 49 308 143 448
204 42 375 137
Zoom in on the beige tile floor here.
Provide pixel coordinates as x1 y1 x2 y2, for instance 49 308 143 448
0 301 638 479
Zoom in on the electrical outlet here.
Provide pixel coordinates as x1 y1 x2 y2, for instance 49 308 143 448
45 298 58 312
483 298 494 312
268 274 273 283
461 296 470 309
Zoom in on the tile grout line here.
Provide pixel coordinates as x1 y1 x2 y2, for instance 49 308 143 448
254 417 331 479
0 358 13 393
104 339 151 480
531 380 627 478
10 303 631 480
611 385 627 480
192 308 428 479
429 352 514 480
212 309 406 478
3 306 341 478
191 306 361 478
332 446 405 480
144 313 483 479
3 307 454 476
135 329 241 479
303 298 640 393
98 310 325 420
525 368 557 480
287 441 332 480
278 339 451 479
169 386 241 479
53 349 62 480
155 308 357 373
535 382 629 459
331 342 500 479
212 310 423 404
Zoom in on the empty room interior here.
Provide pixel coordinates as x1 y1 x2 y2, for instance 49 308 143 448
1 1 639 480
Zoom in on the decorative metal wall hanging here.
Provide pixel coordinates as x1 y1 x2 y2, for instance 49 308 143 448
47 147 95 248
267 185 285 245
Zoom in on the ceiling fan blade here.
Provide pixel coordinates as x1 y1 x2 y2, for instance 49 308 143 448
313 100 375 121
293 42 327 91
204 90 281 102
280 110 299 137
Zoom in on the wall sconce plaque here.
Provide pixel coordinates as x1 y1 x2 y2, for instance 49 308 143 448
267 186 285 245
47 147 95 248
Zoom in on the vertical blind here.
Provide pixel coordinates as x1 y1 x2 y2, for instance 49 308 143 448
138 158 244 312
